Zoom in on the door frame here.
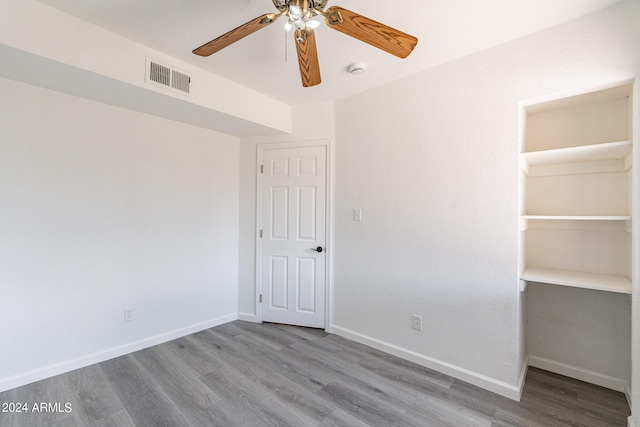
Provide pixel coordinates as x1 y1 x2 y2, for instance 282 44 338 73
255 139 334 331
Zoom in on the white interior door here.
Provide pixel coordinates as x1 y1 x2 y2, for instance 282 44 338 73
259 144 327 328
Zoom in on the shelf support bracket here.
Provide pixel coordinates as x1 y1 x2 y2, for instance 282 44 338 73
519 279 528 292
519 217 528 231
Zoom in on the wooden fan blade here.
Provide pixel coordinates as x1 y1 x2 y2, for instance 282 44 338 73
294 29 321 87
193 13 278 56
324 6 417 58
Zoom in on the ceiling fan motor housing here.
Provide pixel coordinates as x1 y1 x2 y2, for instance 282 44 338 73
312 0 329 9
271 0 287 12
271 0 328 13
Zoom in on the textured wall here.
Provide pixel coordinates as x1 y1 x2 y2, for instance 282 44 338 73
332 0 640 397
0 78 240 391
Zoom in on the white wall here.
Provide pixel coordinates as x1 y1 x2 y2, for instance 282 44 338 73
0 77 240 392
332 0 640 400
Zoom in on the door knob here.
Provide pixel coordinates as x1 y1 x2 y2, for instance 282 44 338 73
310 246 323 253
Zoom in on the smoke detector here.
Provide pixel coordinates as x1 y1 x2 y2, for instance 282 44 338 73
348 62 366 75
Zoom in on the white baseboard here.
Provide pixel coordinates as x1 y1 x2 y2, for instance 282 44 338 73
331 325 524 401
237 312 259 323
528 355 630 401
0 313 237 393
629 415 637 427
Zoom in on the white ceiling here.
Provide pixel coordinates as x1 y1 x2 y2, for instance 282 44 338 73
35 0 624 106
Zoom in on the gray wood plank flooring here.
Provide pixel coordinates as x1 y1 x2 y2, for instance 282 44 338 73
0 320 630 426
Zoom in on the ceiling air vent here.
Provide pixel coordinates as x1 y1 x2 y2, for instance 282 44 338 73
146 57 190 95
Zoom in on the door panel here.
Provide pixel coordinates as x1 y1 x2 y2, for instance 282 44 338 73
270 256 288 310
298 186 316 240
261 145 326 328
271 187 289 240
297 257 316 312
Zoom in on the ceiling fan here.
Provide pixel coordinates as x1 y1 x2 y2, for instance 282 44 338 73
192 0 418 87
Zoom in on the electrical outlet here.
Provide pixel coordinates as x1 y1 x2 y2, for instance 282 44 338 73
124 308 135 322
412 314 422 331
354 208 362 221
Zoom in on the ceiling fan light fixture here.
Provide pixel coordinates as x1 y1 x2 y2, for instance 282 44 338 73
289 5 303 18
285 3 321 32
306 19 321 29
284 19 293 31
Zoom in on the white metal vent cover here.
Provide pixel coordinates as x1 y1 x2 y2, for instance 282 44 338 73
145 57 191 95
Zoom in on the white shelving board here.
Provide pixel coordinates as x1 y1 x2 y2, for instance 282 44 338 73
521 267 632 294
522 141 631 166
519 215 631 231
521 215 631 221
522 140 631 166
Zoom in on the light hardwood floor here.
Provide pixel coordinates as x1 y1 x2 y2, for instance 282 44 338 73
0 320 631 426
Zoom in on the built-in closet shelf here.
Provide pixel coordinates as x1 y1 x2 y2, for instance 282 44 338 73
521 215 631 221
522 140 631 166
519 215 631 231
520 140 632 176
521 267 632 294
